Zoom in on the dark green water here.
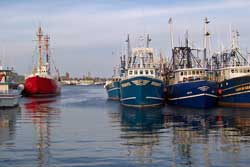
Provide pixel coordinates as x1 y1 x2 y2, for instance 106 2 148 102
0 85 250 167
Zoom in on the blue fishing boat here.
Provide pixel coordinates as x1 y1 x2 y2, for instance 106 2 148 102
166 18 217 108
166 69 218 108
105 67 121 101
120 35 164 107
216 29 250 107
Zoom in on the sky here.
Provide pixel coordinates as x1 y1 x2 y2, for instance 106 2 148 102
0 0 250 77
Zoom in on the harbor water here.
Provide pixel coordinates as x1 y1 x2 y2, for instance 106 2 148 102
1 85 250 167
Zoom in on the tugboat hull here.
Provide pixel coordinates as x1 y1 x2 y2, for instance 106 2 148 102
166 80 217 108
24 76 61 97
120 76 164 108
218 76 250 107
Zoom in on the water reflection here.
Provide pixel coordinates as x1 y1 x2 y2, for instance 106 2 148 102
115 107 164 164
164 106 250 167
0 107 20 145
23 98 60 167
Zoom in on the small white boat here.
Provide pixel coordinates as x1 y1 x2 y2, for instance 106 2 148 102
0 69 22 108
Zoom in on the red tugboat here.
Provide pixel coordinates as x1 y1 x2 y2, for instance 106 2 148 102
24 27 61 97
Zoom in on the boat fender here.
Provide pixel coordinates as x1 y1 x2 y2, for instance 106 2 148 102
217 88 222 95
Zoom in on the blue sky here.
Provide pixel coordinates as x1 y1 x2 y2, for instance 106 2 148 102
0 0 250 77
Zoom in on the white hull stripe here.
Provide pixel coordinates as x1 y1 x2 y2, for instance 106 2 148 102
146 96 164 100
222 90 250 97
121 103 163 108
107 87 120 92
168 93 217 101
120 97 136 101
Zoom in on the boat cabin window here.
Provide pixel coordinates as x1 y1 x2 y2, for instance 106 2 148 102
192 71 195 75
129 70 133 75
180 72 183 76
188 71 191 75
231 69 234 73
235 69 238 73
145 70 149 75
200 71 202 74
184 71 187 75
248 69 250 73
150 70 154 75
140 70 143 74
134 70 138 75
196 71 199 75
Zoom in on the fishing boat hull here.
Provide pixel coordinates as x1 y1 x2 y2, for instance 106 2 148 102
218 75 250 107
166 80 217 108
105 81 120 100
24 76 61 97
0 94 21 108
120 76 164 108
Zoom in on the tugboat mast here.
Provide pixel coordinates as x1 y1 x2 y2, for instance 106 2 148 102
37 27 43 73
44 34 50 74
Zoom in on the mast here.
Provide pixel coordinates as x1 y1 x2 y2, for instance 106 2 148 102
44 34 50 74
37 26 43 73
203 17 210 68
168 17 176 70
126 34 131 68
146 34 151 48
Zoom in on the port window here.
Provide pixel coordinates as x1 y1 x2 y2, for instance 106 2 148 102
184 71 187 75
129 70 133 75
248 69 250 73
192 71 195 75
200 71 202 74
150 70 154 74
140 70 143 74
180 72 183 76
196 71 199 75
134 70 138 75
231 69 234 73
145 70 149 74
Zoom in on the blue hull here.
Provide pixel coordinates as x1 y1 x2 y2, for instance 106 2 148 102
166 80 218 108
120 76 164 108
105 81 120 100
218 76 250 107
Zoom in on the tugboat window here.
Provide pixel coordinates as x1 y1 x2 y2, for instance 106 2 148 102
231 69 234 73
134 70 138 75
140 70 143 74
181 72 183 76
145 70 149 74
150 70 154 74
196 71 199 75
129 70 132 75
